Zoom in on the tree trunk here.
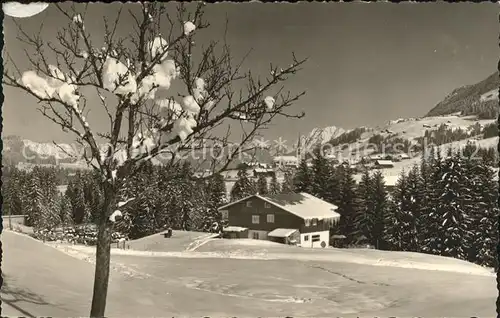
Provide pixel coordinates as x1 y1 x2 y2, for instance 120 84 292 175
90 186 114 317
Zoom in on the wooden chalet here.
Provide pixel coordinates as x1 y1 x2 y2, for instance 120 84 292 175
218 192 340 248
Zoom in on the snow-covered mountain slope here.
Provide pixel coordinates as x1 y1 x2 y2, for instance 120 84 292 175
306 126 346 145
21 139 80 159
323 114 495 160
4 113 496 172
426 71 499 117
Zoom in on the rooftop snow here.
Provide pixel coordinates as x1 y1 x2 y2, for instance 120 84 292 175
223 226 247 232
261 192 340 221
267 228 299 238
375 160 394 166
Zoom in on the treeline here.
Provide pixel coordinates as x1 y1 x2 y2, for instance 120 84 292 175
416 122 496 148
462 100 499 119
230 170 288 200
3 161 228 240
3 164 79 187
232 146 498 269
327 127 367 148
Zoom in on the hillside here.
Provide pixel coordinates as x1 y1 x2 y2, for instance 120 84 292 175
3 72 498 172
2 229 495 317
426 71 499 118
2 124 344 170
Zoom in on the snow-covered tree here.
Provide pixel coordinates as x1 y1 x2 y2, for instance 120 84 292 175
59 194 73 227
3 3 306 315
384 171 408 251
421 147 445 255
464 158 498 267
435 153 470 259
269 173 281 195
256 174 269 195
370 170 389 250
404 165 421 251
25 168 46 228
206 173 227 220
280 170 295 194
294 159 312 193
385 168 418 252
336 164 357 243
231 167 256 201
353 169 373 245
310 147 338 203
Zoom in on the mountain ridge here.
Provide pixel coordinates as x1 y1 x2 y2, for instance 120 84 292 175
4 71 498 171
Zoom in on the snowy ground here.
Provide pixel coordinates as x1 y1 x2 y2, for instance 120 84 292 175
2 229 495 317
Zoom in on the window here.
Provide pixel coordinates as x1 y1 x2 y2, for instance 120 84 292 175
246 201 252 207
305 219 311 227
221 210 229 219
312 218 318 226
312 234 320 242
267 214 275 223
264 202 271 209
253 232 259 239
304 235 309 241
252 215 260 224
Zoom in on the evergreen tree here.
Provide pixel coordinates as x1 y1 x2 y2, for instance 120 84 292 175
404 165 422 251
66 174 88 224
207 173 227 222
269 173 281 195
336 164 357 243
256 174 269 195
370 170 389 250
310 148 334 201
5 168 23 217
293 159 312 193
465 159 498 267
25 167 47 229
280 170 295 193
40 167 61 229
353 169 373 245
418 150 433 247
385 171 408 251
436 153 470 259
231 167 255 201
385 168 419 252
59 194 73 227
421 146 445 255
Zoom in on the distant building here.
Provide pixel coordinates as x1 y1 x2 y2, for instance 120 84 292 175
368 154 384 162
396 153 410 160
324 153 339 164
374 160 395 169
218 192 340 248
273 156 299 168
253 168 275 178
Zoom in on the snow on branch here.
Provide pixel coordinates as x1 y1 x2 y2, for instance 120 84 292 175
4 2 306 190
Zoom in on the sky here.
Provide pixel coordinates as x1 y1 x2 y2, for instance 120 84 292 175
3 2 499 145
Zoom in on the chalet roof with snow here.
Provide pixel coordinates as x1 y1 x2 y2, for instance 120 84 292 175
375 160 394 166
384 175 400 187
223 226 248 232
219 192 340 221
353 173 400 187
268 228 299 238
368 154 384 160
254 168 275 173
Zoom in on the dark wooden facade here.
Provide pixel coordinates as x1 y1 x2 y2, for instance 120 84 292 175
220 195 332 235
